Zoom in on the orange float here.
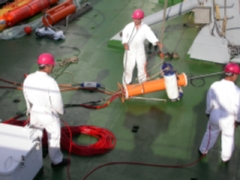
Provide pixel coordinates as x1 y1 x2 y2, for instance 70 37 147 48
0 0 59 31
119 73 188 100
0 0 33 17
23 25 32 34
42 0 76 26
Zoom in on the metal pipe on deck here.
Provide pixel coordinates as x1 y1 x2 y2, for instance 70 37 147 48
143 0 200 26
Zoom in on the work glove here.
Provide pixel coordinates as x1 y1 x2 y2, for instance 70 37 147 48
159 52 165 59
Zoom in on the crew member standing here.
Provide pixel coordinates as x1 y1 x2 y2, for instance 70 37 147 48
121 9 163 84
23 53 70 167
199 62 240 163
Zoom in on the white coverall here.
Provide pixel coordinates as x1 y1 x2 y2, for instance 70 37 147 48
122 22 159 84
199 79 240 161
23 71 64 164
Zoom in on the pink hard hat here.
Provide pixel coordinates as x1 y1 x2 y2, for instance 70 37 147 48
132 9 144 19
37 53 56 65
224 62 240 74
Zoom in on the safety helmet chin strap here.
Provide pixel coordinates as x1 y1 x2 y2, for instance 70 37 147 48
39 64 46 69
39 64 53 71
225 72 234 76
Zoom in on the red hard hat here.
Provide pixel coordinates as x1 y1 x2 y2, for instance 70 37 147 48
132 9 144 19
37 53 56 65
224 62 240 74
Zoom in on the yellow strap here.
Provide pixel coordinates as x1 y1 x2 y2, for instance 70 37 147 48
222 16 227 37
215 4 220 20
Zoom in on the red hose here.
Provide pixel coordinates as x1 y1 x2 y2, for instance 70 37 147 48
60 126 116 156
81 155 206 180
3 117 116 156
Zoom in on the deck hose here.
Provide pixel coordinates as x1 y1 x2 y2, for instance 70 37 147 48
3 114 116 156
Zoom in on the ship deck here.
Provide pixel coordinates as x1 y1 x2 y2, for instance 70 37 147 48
1 0 240 180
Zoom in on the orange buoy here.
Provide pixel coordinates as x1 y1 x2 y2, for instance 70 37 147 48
121 73 188 99
24 26 32 34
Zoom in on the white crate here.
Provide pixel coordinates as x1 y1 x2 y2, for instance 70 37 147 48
194 6 211 24
0 123 43 180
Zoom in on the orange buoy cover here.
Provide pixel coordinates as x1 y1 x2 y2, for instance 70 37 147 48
123 73 188 99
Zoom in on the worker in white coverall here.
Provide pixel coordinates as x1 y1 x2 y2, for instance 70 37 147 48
122 9 163 84
23 53 70 167
199 62 240 163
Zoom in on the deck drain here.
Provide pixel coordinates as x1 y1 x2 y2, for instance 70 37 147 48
13 99 20 103
132 126 139 133
16 112 24 116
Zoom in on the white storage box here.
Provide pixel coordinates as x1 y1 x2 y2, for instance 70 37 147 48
0 123 43 180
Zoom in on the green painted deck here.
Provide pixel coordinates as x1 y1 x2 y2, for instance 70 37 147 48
1 0 240 180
